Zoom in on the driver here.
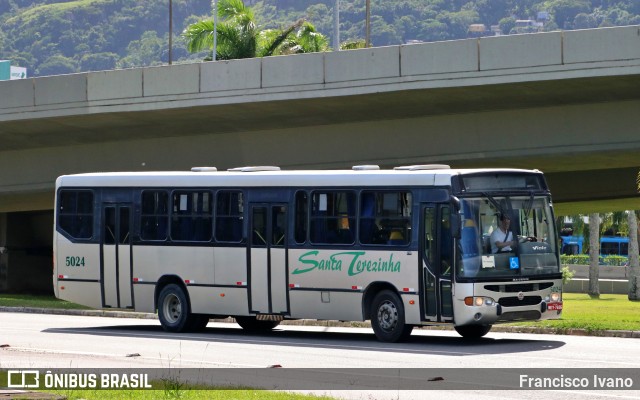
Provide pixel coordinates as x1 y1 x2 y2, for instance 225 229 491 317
491 213 516 253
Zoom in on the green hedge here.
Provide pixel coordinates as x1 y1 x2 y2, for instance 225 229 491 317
560 254 628 266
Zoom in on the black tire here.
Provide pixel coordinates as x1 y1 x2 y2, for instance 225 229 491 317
370 290 413 342
158 284 192 333
454 324 492 339
235 316 280 332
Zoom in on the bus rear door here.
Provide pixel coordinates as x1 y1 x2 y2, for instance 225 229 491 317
101 203 133 309
248 204 289 315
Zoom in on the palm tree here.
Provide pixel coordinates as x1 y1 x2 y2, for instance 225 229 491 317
182 0 328 61
600 211 628 236
340 39 366 50
278 22 330 55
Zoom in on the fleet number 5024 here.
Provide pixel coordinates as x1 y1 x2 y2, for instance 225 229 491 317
65 256 85 267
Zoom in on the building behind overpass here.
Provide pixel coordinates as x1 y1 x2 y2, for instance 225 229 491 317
1 26 640 293
0 60 27 81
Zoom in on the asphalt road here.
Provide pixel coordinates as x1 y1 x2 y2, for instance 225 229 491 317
1 312 639 400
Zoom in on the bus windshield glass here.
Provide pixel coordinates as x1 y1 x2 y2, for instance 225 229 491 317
458 195 558 279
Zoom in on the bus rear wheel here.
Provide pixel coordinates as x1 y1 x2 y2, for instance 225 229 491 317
158 284 192 333
371 290 413 342
454 324 492 339
235 316 280 332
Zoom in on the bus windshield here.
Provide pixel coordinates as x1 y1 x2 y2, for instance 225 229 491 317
457 195 559 279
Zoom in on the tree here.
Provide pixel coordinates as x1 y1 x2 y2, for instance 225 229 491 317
437 9 479 40
627 210 639 300
588 213 600 299
573 12 598 29
476 0 513 25
79 52 118 72
339 39 365 50
417 19 449 42
182 0 328 61
369 15 402 46
546 0 591 29
498 17 516 36
288 21 329 53
600 211 628 236
117 31 165 68
36 55 76 76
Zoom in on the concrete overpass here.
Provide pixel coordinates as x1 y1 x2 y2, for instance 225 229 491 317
1 25 640 292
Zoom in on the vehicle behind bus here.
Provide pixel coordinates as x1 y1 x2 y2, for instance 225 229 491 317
600 236 629 257
53 166 562 342
561 235 584 255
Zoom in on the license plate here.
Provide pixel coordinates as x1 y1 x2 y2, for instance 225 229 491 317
547 302 563 311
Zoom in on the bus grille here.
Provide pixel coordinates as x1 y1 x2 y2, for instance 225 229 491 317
484 282 553 292
497 310 541 321
498 296 542 307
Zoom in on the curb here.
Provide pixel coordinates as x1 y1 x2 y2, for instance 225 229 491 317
1 306 637 339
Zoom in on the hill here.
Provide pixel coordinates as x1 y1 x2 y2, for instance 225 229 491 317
1 0 639 77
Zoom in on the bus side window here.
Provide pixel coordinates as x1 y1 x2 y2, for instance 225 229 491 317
58 190 94 240
310 191 355 245
140 191 169 241
294 191 308 244
360 191 411 245
215 191 243 242
171 191 213 242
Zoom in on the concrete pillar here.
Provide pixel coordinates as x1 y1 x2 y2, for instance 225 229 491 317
0 213 7 292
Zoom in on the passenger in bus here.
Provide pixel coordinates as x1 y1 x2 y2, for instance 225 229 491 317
491 213 516 253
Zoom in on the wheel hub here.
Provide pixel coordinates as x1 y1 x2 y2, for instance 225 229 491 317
377 301 398 331
163 293 182 324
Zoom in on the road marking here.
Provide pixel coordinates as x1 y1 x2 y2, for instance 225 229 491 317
2 345 264 368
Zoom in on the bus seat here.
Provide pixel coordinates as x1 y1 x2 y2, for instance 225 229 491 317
387 230 405 245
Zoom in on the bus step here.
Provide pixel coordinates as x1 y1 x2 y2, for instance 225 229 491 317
256 314 284 322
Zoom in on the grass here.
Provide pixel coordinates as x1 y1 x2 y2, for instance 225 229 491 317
44 389 335 400
0 294 90 310
0 370 336 400
507 293 640 332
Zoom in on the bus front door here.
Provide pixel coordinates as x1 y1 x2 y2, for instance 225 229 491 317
421 204 453 322
101 204 133 309
248 204 289 315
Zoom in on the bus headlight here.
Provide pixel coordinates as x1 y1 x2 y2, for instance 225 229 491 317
545 292 561 302
464 296 495 307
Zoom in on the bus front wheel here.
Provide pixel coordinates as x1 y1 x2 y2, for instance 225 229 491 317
158 284 192 333
454 324 492 339
371 290 413 342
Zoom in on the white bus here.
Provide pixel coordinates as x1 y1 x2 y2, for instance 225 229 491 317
53 165 563 342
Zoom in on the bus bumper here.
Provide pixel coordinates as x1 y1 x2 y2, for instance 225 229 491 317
453 299 563 326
